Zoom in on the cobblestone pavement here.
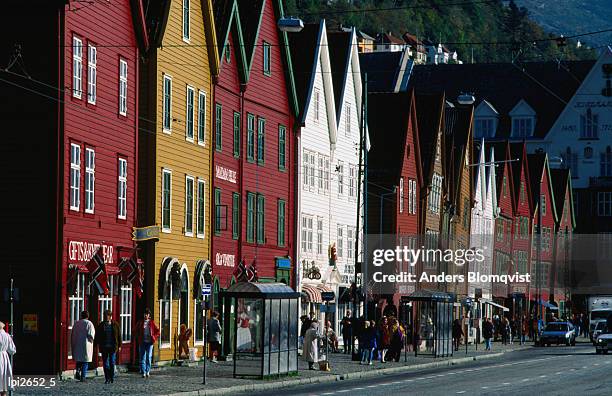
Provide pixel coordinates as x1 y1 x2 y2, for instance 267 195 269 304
14 341 529 395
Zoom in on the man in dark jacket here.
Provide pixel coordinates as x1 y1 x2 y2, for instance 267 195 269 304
483 317 494 351
340 311 352 354
207 311 222 362
94 310 121 384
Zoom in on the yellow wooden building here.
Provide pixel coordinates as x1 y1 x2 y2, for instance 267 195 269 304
139 0 219 363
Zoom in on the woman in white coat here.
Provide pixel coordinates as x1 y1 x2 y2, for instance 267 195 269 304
302 320 320 370
0 321 16 396
71 311 95 382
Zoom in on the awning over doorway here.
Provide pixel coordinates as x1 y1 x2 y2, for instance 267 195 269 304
193 259 212 299
301 284 322 303
480 298 509 312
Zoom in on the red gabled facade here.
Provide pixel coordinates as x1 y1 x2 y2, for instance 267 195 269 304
58 0 148 372
211 0 297 304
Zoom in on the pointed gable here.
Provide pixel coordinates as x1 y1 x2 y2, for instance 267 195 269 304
416 92 445 184
236 0 264 72
528 152 559 222
327 30 352 124
213 0 248 82
550 168 575 229
444 104 473 205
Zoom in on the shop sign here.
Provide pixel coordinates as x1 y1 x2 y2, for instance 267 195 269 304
68 240 114 264
215 165 237 184
215 253 235 267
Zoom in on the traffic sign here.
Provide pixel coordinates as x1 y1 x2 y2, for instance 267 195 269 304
202 284 212 297
321 291 335 301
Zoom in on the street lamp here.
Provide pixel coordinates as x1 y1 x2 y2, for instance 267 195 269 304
277 16 304 33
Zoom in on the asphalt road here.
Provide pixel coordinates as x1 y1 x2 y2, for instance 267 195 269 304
251 342 612 396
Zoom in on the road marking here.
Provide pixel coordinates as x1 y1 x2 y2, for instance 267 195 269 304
457 391 466 394
404 379 414 382
337 390 349 393
521 379 530 382
381 383 392 386
503 382 511 385
436 374 444 377
482 386 489 389
391 381 402 384
582 366 587 369
448 372 457 375
594 363 600 366
366 385 377 388
321 393 334 395
555 371 562 375
352 387 365 390
539 375 547 378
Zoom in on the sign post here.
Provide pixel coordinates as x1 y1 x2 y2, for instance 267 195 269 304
201 284 211 385
9 279 14 396
321 291 335 369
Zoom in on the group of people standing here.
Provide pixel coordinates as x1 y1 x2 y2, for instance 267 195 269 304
357 316 406 365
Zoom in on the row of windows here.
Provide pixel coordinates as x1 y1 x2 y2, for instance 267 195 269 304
161 169 207 238
72 35 128 115
69 143 127 219
300 215 355 261
428 173 443 213
162 75 208 145
561 146 612 178
302 150 357 199
399 178 417 215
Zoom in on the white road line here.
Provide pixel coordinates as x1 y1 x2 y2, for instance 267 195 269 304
404 379 414 382
353 387 365 390
582 366 587 369
555 371 562 375
457 391 466 394
321 393 334 395
381 383 392 386
502 382 511 385
521 378 530 382
337 390 349 393
391 381 402 384
539 375 547 378
594 363 600 366
366 385 377 388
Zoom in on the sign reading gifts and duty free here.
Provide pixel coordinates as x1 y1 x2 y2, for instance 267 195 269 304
68 240 114 264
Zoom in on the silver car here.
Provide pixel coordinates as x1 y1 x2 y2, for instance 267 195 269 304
592 321 608 345
595 331 612 354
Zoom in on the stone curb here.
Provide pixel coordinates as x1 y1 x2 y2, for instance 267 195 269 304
161 347 529 396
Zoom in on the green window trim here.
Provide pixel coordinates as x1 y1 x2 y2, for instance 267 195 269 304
214 188 221 235
232 192 240 240
247 114 255 162
263 41 271 76
233 112 241 158
215 103 222 151
257 117 265 165
277 199 285 247
246 192 255 243
278 125 286 171
256 194 265 244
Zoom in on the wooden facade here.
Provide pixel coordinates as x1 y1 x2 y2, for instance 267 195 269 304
139 0 218 362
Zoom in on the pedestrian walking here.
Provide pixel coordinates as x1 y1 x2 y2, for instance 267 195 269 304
0 321 16 396
389 318 404 362
341 311 352 354
303 320 320 370
207 311 222 362
94 310 120 384
379 317 391 363
452 319 464 351
359 321 376 365
71 310 95 381
134 308 160 378
483 317 494 351
521 316 528 345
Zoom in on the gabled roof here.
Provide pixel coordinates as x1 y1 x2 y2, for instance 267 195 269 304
377 32 405 45
550 168 575 229
415 92 445 184
148 0 219 74
359 49 412 93
410 61 594 139
486 141 512 204
236 0 265 71
129 0 150 52
402 33 424 48
527 152 558 222
213 0 247 79
327 30 352 119
367 90 422 185
444 104 473 206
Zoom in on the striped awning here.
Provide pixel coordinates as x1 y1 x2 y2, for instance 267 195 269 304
301 284 322 303
316 284 333 293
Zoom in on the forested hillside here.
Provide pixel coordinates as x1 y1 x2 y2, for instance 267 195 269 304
285 0 596 63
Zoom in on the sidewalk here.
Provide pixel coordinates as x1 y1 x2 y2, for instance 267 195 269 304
16 342 529 396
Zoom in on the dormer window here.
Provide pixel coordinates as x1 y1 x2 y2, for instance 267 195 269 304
474 100 499 139
509 99 536 138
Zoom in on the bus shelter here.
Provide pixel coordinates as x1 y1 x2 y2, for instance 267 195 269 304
219 282 300 379
405 289 454 357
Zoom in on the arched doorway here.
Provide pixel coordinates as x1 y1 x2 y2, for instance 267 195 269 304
179 265 189 328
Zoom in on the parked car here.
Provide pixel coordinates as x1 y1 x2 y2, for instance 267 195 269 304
595 332 612 354
592 321 608 345
539 322 576 346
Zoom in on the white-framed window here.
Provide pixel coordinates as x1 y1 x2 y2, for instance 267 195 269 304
70 143 81 211
99 275 114 315
474 118 495 138
580 108 598 139
318 154 324 192
182 0 190 42
349 165 356 199
347 226 354 260
301 215 313 253
337 161 344 196
118 158 127 219
263 41 271 75
85 148 95 213
598 192 612 217
399 177 404 213
119 59 128 116
87 44 96 104
314 88 320 122
160 287 172 348
197 179 206 238
601 147 612 177
183 86 194 141
337 225 344 258
512 117 533 138
410 179 417 214
197 91 206 145
72 36 83 98
185 175 194 236
316 218 324 255
68 272 85 358
324 157 330 193
194 298 204 345
163 75 172 132
345 103 351 136
429 173 442 213
162 169 172 232
302 150 315 191
120 283 133 342
540 194 546 216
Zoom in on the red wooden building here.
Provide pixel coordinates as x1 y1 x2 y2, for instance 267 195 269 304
367 90 423 318
212 0 298 353
1 0 147 374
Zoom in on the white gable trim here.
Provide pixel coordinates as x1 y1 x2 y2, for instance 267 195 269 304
475 100 499 116
509 99 536 117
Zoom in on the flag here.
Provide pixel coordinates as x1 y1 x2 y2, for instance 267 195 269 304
120 249 144 298
246 259 258 282
233 258 247 281
87 247 109 295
